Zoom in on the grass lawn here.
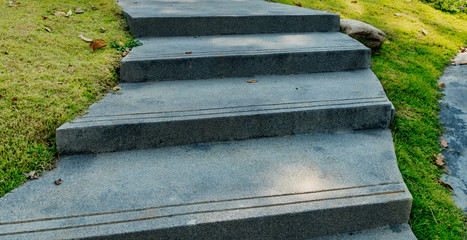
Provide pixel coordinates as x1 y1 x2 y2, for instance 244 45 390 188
1 0 466 239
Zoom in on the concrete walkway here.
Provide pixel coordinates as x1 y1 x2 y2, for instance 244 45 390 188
439 52 467 213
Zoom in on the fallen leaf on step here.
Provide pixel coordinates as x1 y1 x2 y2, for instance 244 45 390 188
78 34 93 42
54 179 62 185
422 29 428 35
441 139 448 148
293 2 302 7
450 59 455 63
9 1 20 6
438 180 453 191
185 51 192 54
90 39 107 51
460 47 466 52
23 171 38 179
44 27 52 32
435 153 446 166
66 10 72 17
459 62 467 65
247 79 257 83
52 11 67 16
438 82 445 88
75 8 84 14
113 86 122 91
394 13 402 16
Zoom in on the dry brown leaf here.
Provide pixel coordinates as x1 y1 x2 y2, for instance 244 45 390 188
9 1 20 6
247 79 257 83
113 86 122 91
52 11 67 16
23 171 38 179
78 34 93 42
438 82 445 88
351 1 357 3
460 47 466 52
91 5 97 10
58 82 63 85
0 95 2 99
12 97 17 102
441 139 448 148
293 1 302 7
66 10 72 17
185 51 192 54
438 180 453 191
44 27 52 33
435 153 446 166
75 8 84 14
42 16 48 20
122 52 128 57
450 59 456 63
118 41 125 47
54 179 62 185
459 62 467 65
68 66 76 72
96 101 102 103
422 29 428 35
90 39 107 51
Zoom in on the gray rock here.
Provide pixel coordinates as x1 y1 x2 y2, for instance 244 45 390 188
340 19 386 50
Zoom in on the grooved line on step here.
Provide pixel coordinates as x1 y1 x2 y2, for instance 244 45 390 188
0 188 406 236
74 97 388 123
128 46 366 60
0 182 401 227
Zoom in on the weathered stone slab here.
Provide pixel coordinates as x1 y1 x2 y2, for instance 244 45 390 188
56 69 393 154
0 130 412 239
120 32 370 82
117 0 340 37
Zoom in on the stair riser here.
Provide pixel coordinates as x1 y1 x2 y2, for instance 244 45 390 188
57 103 392 154
92 198 411 240
121 49 370 82
125 15 340 38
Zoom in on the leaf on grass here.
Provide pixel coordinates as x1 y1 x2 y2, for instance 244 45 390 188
45 27 52 32
351 1 357 3
100 27 106 33
450 59 456 63
441 139 448 148
460 47 466 52
0 95 2 99
68 66 76 72
247 79 257 83
438 180 453 191
9 1 20 6
78 34 93 42
42 16 48 20
394 13 402 16
58 82 63 85
113 86 122 91
438 82 445 88
435 153 446 166
23 171 38 179
66 10 72 17
75 8 84 14
52 11 67 16
90 39 107 51
12 97 17 102
422 29 428 35
122 52 128 57
54 179 62 185
293 2 302 7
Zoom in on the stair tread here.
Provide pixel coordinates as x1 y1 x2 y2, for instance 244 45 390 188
70 69 387 125
118 0 336 18
0 130 411 239
124 32 366 61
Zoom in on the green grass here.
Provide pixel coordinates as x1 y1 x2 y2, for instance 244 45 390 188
0 0 130 195
273 0 467 238
1 0 466 239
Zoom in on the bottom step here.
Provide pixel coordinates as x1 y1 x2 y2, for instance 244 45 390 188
0 130 412 239
311 224 416 240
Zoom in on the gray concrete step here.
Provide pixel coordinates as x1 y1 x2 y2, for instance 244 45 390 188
310 224 416 240
56 69 394 154
117 0 339 37
0 130 413 240
120 32 370 82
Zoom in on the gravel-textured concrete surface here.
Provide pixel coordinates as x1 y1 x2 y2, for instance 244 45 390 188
439 52 467 212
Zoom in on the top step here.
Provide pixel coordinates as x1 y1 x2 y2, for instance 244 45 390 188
117 0 340 37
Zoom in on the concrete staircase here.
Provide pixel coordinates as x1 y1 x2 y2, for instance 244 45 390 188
0 0 416 239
